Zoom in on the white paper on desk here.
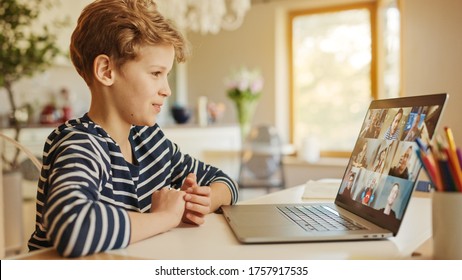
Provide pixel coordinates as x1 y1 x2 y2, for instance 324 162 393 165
302 179 342 199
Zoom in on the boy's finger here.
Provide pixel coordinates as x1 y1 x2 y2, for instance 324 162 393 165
186 201 208 212
185 195 211 208
185 212 205 225
186 186 211 195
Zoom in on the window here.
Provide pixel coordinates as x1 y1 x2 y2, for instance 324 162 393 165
381 1 400 98
290 2 400 157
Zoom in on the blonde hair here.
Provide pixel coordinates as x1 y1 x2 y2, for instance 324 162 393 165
70 0 190 85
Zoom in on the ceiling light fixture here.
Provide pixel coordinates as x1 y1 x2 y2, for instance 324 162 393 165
156 0 251 34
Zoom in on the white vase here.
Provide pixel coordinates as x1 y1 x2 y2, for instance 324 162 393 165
299 135 320 163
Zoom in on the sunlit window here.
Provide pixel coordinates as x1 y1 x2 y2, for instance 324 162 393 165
291 5 373 155
382 1 400 98
290 2 400 156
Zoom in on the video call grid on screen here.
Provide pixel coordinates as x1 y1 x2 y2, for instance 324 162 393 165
336 95 445 233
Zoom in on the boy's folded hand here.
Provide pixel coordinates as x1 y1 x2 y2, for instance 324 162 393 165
150 188 186 227
181 173 212 225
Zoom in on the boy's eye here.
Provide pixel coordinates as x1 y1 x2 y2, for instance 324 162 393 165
152 72 161 77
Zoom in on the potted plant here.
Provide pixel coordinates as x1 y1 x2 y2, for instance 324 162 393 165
1 0 66 170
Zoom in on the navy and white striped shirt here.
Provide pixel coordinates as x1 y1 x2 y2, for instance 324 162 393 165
28 114 238 257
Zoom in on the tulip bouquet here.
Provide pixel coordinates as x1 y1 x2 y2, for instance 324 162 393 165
225 67 263 141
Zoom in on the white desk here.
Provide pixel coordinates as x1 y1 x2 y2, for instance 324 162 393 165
10 185 432 260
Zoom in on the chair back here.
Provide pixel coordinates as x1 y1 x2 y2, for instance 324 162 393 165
238 125 285 192
0 132 41 257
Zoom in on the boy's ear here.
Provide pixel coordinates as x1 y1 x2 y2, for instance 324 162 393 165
93 54 114 86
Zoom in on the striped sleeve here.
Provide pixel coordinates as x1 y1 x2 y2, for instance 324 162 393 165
40 131 130 257
131 125 239 205
168 139 239 205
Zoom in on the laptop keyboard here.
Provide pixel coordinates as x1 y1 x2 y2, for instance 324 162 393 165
277 205 367 232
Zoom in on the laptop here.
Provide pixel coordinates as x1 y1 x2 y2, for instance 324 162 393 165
221 93 448 243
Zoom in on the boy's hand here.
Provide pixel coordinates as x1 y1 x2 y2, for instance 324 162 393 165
150 188 186 227
181 173 212 225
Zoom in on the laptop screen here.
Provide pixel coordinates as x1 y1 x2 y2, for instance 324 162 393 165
335 93 448 235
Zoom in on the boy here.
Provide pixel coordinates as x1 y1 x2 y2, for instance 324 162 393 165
28 0 238 257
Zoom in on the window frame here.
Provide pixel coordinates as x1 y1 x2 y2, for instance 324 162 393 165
288 2 379 158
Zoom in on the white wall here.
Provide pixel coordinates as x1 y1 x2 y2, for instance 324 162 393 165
187 3 277 126
400 0 462 146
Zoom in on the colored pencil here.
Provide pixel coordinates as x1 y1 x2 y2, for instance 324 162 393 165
425 150 444 191
438 154 457 192
444 127 462 191
417 128 461 192
417 150 443 191
415 137 428 152
457 148 462 170
443 147 462 191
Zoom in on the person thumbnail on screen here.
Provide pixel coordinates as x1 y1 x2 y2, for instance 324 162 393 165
388 145 413 180
340 171 357 200
383 108 404 141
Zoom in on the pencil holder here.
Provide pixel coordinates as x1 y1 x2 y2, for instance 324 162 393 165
432 191 462 259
